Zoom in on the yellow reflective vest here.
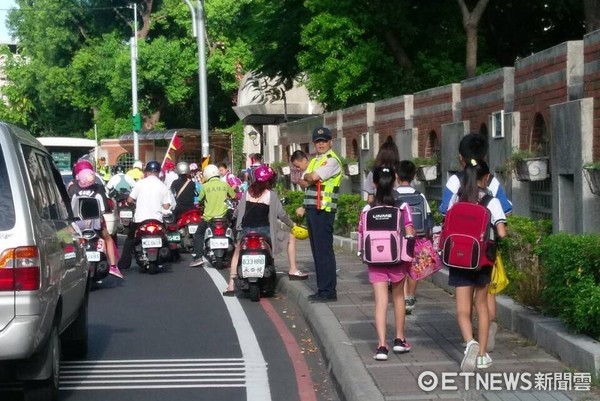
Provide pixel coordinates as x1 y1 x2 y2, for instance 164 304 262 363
303 150 342 212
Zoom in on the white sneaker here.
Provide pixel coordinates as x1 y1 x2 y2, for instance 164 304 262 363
461 340 480 372
487 321 497 352
476 353 493 369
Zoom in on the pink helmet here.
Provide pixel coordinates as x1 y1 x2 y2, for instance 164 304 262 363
253 164 275 182
76 168 96 188
72 159 94 178
189 162 198 172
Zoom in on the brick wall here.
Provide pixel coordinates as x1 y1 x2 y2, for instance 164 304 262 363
584 30 600 161
373 95 413 139
413 84 460 157
514 41 583 153
461 68 514 135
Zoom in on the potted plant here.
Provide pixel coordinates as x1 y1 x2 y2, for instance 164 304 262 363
341 157 360 176
412 156 438 181
270 160 290 176
509 149 549 182
583 162 600 195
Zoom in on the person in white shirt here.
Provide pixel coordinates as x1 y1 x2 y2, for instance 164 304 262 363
163 160 179 189
106 165 136 198
117 161 173 270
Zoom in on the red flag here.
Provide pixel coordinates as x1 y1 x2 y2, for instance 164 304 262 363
169 135 182 151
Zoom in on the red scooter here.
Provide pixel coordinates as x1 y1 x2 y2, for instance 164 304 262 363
177 208 202 253
133 219 171 274
236 231 276 302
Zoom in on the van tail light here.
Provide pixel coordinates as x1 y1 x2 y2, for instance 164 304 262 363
0 247 41 291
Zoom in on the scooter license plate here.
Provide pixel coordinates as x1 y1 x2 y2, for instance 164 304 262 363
167 233 181 242
142 237 162 248
86 251 101 262
119 210 133 219
210 238 228 249
188 225 198 234
241 255 266 278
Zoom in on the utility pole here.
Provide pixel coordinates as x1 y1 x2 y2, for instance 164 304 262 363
184 0 210 159
130 3 141 161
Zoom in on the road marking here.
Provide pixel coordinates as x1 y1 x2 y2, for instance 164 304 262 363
59 358 263 391
204 266 272 401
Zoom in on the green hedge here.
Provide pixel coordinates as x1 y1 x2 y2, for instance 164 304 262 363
539 234 600 339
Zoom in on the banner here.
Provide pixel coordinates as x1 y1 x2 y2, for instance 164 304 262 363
161 135 182 168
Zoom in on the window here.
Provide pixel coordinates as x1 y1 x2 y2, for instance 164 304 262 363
491 111 504 139
0 144 16 230
117 153 135 170
179 151 202 164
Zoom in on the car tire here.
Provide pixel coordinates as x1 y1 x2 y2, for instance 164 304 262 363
23 325 60 401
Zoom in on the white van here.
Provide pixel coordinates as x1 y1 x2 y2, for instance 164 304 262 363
0 122 94 400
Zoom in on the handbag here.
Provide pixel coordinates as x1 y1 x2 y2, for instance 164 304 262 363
408 238 442 281
489 253 509 294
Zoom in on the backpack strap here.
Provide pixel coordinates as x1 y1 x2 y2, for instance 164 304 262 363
176 180 191 200
479 193 493 207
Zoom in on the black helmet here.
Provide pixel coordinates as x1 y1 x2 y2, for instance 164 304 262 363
144 160 161 173
115 165 125 174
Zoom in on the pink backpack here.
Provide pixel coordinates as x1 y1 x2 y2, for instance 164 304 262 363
358 204 415 266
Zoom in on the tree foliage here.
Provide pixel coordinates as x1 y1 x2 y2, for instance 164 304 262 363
0 0 592 138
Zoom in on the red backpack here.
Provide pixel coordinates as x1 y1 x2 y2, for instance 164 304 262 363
439 195 496 270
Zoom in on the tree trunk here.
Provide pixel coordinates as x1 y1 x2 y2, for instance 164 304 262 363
584 0 600 33
137 0 154 40
384 31 413 69
457 0 490 78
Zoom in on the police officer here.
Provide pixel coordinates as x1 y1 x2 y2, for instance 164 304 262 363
297 126 342 302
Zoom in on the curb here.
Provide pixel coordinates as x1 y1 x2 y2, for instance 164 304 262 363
277 278 385 401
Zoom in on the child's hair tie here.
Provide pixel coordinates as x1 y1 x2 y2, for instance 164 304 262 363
470 159 477 166
382 167 390 173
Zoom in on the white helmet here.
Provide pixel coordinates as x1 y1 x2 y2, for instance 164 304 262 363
203 164 220 180
176 161 190 175
133 160 143 169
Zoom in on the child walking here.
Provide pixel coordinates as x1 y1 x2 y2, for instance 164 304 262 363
446 159 506 371
358 166 415 361
395 160 433 313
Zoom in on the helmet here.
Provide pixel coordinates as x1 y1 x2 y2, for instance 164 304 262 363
72 159 94 178
133 160 143 170
253 164 275 182
144 160 161 173
203 164 220 180
76 169 96 188
189 162 199 172
115 165 125 174
291 225 309 240
176 161 190 175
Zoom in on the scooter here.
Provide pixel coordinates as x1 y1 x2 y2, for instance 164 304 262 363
113 189 134 235
177 208 202 253
81 228 108 289
204 217 235 270
133 219 171 274
236 231 276 302
164 212 181 261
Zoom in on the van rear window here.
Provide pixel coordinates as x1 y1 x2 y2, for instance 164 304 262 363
0 144 16 230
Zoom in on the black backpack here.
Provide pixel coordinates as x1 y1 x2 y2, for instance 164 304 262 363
394 187 429 236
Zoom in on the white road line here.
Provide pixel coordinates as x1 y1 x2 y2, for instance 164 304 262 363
59 384 246 390
204 266 272 401
61 358 244 363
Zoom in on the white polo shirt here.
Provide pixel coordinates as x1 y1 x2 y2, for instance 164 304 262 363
130 175 172 223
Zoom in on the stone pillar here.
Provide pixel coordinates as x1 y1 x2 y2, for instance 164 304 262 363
440 121 469 190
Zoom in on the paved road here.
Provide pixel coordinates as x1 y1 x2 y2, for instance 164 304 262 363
0 251 339 401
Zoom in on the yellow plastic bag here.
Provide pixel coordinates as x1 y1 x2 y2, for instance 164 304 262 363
489 254 509 294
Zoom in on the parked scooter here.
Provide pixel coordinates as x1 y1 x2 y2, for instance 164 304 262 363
177 208 202 253
133 219 171 274
236 231 276 302
81 228 109 289
204 217 235 270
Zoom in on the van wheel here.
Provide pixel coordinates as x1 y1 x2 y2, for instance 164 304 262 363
23 325 60 401
62 294 89 360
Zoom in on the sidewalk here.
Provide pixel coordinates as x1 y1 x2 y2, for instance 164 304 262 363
275 234 600 401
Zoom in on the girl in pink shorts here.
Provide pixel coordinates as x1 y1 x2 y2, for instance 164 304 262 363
358 166 415 361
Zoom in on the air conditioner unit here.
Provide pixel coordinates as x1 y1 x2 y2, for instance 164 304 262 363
360 133 370 150
491 110 504 139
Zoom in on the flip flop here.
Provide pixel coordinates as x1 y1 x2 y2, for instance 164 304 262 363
288 271 309 280
222 290 236 297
